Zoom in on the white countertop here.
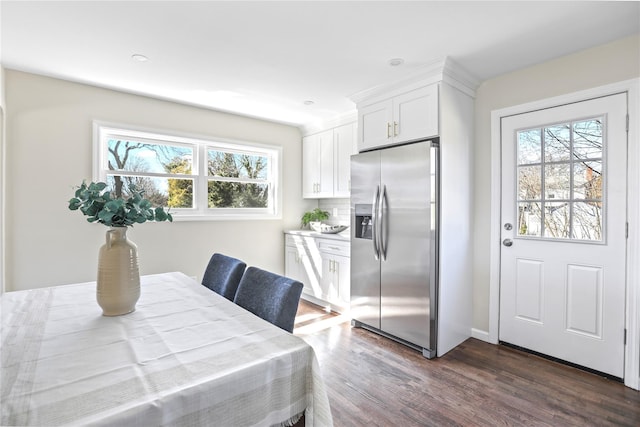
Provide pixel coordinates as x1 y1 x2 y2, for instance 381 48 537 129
285 229 350 241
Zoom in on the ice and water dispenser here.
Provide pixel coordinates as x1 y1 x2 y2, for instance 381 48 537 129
354 204 373 240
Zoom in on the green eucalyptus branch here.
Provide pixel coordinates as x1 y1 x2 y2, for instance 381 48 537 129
69 181 173 227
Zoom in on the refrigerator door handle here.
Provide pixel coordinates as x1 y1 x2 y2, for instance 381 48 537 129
372 185 381 260
380 184 388 260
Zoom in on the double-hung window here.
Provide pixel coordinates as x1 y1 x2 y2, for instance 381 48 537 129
94 122 281 220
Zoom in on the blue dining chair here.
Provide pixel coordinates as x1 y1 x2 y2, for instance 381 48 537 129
202 253 247 301
233 267 303 333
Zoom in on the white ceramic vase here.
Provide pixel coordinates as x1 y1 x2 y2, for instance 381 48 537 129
97 227 140 316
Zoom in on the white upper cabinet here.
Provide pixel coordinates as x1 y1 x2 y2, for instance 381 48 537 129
303 122 356 199
302 129 334 198
333 122 356 197
359 101 393 152
358 84 438 152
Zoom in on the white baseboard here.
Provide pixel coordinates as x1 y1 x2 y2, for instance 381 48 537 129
471 328 491 343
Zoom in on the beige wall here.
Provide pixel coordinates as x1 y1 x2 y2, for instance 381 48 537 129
5 70 314 291
472 34 640 332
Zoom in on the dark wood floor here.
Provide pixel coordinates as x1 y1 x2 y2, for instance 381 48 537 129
293 301 640 427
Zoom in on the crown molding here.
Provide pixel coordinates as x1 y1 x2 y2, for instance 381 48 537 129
299 109 357 136
349 56 479 107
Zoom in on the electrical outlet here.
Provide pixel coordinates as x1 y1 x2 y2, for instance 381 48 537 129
332 208 338 217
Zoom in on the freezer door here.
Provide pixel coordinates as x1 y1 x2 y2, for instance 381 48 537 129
350 150 381 329
379 141 435 351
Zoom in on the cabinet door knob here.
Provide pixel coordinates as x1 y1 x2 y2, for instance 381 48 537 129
393 121 399 137
387 122 392 139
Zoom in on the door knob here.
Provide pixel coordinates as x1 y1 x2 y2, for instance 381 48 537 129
503 239 513 247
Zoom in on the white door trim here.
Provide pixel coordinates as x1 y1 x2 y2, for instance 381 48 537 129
489 78 640 390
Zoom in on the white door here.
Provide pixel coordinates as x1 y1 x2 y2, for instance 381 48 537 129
499 93 627 378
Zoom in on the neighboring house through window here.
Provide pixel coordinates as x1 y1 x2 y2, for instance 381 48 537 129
94 122 282 220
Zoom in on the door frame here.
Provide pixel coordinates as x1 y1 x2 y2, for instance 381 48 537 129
488 79 640 390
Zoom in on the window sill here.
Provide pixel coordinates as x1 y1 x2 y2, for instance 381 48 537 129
170 213 282 222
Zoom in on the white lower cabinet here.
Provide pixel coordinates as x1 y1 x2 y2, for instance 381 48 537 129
285 244 311 294
320 252 350 305
285 233 350 313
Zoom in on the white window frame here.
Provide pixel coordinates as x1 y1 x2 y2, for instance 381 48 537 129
93 121 282 221
514 116 606 243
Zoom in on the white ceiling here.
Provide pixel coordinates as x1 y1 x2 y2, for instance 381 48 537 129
2 1 639 128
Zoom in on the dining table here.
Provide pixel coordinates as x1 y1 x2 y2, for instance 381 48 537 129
1 271 333 426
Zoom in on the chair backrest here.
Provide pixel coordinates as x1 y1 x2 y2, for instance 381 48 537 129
202 253 247 301
233 267 303 333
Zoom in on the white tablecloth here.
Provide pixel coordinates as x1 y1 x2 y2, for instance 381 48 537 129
1 272 333 426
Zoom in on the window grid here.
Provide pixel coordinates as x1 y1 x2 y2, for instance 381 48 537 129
516 117 604 242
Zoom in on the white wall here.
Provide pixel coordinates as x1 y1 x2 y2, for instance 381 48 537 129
472 34 640 332
4 70 314 291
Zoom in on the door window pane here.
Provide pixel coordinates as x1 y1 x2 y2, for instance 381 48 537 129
544 124 571 162
517 129 542 164
572 202 602 240
516 117 604 241
518 166 541 200
545 202 570 239
574 119 603 160
518 202 542 237
574 161 602 200
544 163 571 200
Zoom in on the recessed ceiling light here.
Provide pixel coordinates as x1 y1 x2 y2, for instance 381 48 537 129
388 58 404 67
131 54 149 62
303 100 315 106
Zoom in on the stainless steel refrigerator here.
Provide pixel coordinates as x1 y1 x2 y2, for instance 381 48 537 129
350 140 439 358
